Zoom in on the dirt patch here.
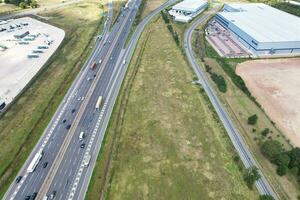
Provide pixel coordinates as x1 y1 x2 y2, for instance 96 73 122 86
236 58 300 147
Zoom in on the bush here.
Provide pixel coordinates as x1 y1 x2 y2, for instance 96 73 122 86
211 73 227 93
261 140 282 159
161 11 170 23
261 128 270 137
259 194 275 200
248 114 258 125
272 2 300 17
19 2 26 8
244 166 261 189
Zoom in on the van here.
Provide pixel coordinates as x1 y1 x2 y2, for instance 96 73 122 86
79 131 85 140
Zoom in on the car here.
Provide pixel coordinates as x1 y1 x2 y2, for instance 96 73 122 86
62 119 66 123
15 175 22 183
79 131 85 140
80 143 85 148
42 196 48 200
43 162 48 168
93 74 96 77
71 108 76 113
66 124 71 130
87 77 91 81
25 196 30 200
30 192 37 200
49 191 56 199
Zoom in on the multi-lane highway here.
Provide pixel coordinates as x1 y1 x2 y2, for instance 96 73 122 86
3 0 143 199
3 0 181 199
184 7 278 199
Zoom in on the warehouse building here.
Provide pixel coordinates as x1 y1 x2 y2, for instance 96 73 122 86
215 3 300 56
169 0 208 22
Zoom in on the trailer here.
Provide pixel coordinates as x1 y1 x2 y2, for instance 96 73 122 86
95 96 102 110
27 149 43 173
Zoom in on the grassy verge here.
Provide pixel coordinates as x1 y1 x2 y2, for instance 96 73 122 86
0 0 104 198
192 19 300 199
271 2 300 17
0 3 20 15
88 16 258 200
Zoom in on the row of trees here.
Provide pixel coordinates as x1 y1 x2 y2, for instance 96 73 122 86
4 0 38 9
205 64 227 93
160 10 180 46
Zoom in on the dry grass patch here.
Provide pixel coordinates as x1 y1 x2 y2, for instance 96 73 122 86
102 17 257 200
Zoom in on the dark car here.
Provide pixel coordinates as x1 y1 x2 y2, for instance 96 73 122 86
43 162 48 168
71 109 76 113
49 190 57 199
30 192 37 200
25 196 30 200
15 176 22 183
66 124 71 130
80 143 85 148
62 119 66 123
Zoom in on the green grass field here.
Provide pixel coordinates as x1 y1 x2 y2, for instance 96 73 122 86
0 1 104 198
88 17 258 200
192 19 300 199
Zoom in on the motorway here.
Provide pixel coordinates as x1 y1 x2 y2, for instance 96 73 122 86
3 0 181 199
184 7 278 199
3 0 142 199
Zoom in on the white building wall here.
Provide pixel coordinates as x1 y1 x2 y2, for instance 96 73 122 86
215 13 300 55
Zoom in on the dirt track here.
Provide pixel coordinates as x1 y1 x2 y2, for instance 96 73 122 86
236 58 300 147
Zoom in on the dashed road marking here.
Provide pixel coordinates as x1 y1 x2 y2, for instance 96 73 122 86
67 102 108 200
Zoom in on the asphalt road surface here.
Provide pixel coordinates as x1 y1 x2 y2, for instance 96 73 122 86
3 0 180 198
184 7 278 200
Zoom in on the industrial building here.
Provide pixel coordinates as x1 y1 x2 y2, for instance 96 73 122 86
215 3 300 56
169 0 208 22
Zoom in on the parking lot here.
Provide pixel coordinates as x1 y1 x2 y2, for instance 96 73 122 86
0 17 65 107
206 20 251 58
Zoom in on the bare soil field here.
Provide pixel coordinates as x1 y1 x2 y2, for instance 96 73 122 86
236 58 300 147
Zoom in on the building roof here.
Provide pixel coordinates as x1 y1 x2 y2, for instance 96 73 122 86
172 0 207 12
218 3 300 43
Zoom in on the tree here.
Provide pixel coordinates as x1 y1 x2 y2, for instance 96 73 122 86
261 140 282 159
274 153 290 167
248 114 258 125
244 166 261 189
288 147 300 169
259 194 275 200
276 164 288 176
19 2 26 9
30 0 37 8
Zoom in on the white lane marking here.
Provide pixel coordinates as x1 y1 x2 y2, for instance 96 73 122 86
9 65 86 199
67 102 108 200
